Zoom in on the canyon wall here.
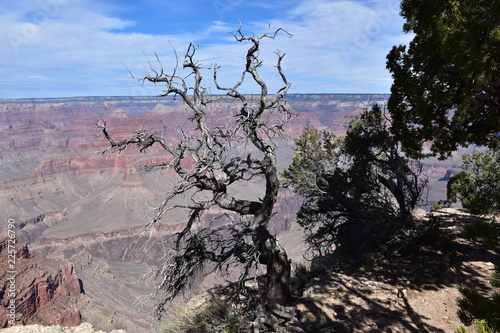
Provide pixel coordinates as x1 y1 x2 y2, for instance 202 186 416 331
0 94 398 249
0 94 466 330
0 238 82 328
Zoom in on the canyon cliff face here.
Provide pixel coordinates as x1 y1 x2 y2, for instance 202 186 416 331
0 238 82 328
0 94 398 249
0 95 468 330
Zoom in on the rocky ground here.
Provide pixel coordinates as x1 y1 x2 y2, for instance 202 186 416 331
3 209 498 333
292 208 499 333
156 208 498 333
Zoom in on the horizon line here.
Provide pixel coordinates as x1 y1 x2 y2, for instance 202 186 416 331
0 92 391 101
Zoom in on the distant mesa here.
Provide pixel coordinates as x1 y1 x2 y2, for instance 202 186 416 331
107 108 128 118
149 103 173 114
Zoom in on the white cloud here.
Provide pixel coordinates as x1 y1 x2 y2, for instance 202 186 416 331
0 0 412 98
0 0 199 97
188 0 411 94
263 0 410 92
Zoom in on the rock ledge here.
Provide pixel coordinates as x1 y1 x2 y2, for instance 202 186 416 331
1 322 126 333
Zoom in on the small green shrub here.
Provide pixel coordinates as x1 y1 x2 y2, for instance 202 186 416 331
455 320 495 333
456 220 500 333
385 215 456 256
463 218 500 247
456 285 500 331
492 265 500 288
293 262 333 287
164 293 244 333
433 202 443 211
447 148 500 215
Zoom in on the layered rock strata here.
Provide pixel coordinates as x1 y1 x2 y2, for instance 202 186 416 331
0 238 82 328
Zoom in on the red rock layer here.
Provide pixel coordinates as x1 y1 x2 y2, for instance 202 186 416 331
0 238 82 328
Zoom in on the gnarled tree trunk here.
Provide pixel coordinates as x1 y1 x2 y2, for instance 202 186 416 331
98 26 295 318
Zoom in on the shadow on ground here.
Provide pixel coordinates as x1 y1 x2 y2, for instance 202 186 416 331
291 209 499 333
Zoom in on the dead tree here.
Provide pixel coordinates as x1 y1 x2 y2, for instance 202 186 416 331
98 26 294 321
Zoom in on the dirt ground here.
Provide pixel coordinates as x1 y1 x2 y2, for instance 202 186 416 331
292 209 499 333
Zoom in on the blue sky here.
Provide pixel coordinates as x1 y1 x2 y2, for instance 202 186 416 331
0 0 412 98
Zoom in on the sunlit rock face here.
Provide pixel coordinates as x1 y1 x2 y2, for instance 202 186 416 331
0 238 82 328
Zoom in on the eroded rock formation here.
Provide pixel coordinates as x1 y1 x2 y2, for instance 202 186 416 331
0 238 82 328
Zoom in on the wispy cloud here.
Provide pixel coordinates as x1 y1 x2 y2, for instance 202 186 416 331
191 0 412 94
0 0 411 98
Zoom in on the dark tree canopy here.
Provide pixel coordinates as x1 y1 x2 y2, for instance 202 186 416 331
343 104 427 229
282 105 428 256
387 0 500 158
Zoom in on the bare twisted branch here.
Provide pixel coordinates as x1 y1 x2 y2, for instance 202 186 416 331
99 26 295 320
